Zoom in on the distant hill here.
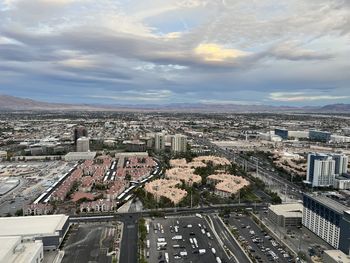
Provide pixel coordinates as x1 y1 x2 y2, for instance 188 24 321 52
0 95 107 111
0 94 350 113
318 104 350 112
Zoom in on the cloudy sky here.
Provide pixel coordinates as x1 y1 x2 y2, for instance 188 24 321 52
0 0 349 106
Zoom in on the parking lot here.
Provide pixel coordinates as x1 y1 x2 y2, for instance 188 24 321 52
228 213 293 263
62 223 117 263
0 161 75 215
145 215 231 263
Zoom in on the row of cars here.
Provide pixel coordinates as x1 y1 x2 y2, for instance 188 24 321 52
242 226 293 262
147 216 225 263
228 212 294 263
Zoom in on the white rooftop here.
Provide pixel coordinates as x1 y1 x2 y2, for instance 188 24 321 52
269 203 303 218
0 236 20 261
0 236 43 263
0 214 68 237
65 152 96 157
324 250 350 263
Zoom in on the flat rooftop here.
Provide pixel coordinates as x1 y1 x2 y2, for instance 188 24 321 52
0 214 68 237
0 236 43 263
0 236 20 261
324 250 350 263
269 203 303 218
115 152 149 157
304 193 349 214
65 152 96 158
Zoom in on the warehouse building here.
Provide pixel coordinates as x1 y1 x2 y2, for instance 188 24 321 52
268 203 303 228
0 214 70 250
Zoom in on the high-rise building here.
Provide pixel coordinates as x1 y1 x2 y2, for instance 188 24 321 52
76 137 90 152
171 134 187 153
154 133 165 151
306 153 349 187
303 193 350 253
306 153 335 187
73 126 88 145
333 154 349 175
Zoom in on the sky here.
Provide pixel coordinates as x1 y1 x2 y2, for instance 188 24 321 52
0 0 350 106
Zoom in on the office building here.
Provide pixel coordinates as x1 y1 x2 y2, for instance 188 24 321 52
288 130 309 139
155 133 165 151
268 203 303 228
76 137 90 152
302 194 350 253
0 214 70 250
274 128 289 140
73 126 88 145
306 153 335 187
309 130 332 142
0 236 43 263
171 134 187 153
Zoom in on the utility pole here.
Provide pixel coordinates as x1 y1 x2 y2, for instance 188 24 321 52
285 184 287 203
190 190 193 209
238 189 241 205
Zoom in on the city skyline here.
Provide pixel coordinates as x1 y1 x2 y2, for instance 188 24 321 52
1 0 350 106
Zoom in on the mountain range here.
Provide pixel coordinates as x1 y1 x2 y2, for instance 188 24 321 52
0 94 350 113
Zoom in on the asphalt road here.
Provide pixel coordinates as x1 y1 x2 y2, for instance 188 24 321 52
209 214 251 263
120 214 139 263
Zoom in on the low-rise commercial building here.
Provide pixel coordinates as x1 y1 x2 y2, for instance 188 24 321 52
323 250 350 263
0 236 43 263
123 140 146 152
268 203 303 228
334 176 350 190
0 214 70 250
64 151 96 161
309 130 332 142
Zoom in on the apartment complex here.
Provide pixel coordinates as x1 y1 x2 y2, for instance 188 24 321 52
155 132 165 151
305 153 348 187
171 134 187 153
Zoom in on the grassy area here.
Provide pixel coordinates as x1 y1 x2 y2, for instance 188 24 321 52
138 218 148 263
